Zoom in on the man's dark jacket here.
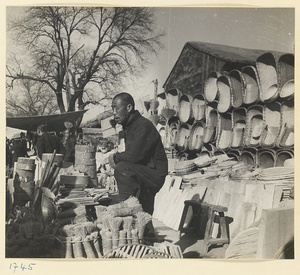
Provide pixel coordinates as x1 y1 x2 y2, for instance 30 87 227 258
36 132 65 159
112 110 168 179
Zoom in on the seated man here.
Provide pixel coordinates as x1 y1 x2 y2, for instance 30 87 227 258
103 92 168 214
36 124 65 160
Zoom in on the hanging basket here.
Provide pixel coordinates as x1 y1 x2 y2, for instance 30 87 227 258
178 94 194 124
260 102 282 148
204 71 221 102
216 75 233 113
244 105 264 147
256 52 279 102
188 121 206 152
231 107 247 149
192 93 206 121
241 66 260 105
216 112 232 151
229 69 244 109
276 99 294 148
278 53 294 100
226 150 241 161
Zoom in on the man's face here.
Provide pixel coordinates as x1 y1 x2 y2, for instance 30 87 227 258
111 97 131 125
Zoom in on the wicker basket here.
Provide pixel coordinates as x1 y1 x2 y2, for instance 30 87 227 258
229 69 244 109
166 88 182 114
216 75 233 113
203 105 218 144
241 66 260 105
275 149 294 167
278 53 294 100
256 52 279 102
174 159 197 175
231 108 246 149
240 148 257 168
276 99 294 148
260 102 282 147
192 93 206 121
179 94 194 124
157 92 167 115
257 149 276 169
175 123 191 152
216 112 232 151
166 116 180 148
188 121 205 152
204 71 222 102
244 104 264 147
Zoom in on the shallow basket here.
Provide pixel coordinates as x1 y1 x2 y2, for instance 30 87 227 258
278 53 294 100
166 116 180 148
216 75 233 113
166 88 182 114
175 123 192 152
178 94 194 123
216 112 232 151
240 148 257 168
275 149 294 167
231 108 246 149
241 66 260 105
203 105 218 144
204 71 222 102
244 104 264 147
188 121 206 152
260 102 282 148
276 99 294 148
256 52 279 102
257 149 276 169
229 69 244 109
192 93 206 121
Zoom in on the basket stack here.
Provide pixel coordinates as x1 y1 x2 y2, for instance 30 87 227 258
74 145 97 187
156 50 293 172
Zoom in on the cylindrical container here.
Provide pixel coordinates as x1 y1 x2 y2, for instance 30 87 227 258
74 145 97 187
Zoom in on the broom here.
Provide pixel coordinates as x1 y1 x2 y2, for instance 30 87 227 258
72 236 84 258
82 235 96 258
123 216 133 245
136 212 152 243
90 231 103 258
109 217 123 250
65 236 73 258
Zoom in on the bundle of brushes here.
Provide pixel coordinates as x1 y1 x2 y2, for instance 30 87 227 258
96 199 153 256
62 222 103 258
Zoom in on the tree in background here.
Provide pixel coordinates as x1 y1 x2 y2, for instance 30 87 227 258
6 78 59 117
6 7 164 113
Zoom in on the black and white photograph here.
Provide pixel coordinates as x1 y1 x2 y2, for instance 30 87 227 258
3 1 298 273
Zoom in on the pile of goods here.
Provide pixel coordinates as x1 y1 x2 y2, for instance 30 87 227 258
95 197 152 256
152 51 294 180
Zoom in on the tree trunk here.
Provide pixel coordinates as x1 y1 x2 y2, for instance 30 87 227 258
56 92 66 113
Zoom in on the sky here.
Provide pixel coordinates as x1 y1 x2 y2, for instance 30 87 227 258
5 7 295 122
126 7 295 100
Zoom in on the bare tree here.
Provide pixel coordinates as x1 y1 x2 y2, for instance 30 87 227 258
6 79 59 116
6 7 164 113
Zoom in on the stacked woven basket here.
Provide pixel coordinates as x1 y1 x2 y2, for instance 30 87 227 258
155 51 294 171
